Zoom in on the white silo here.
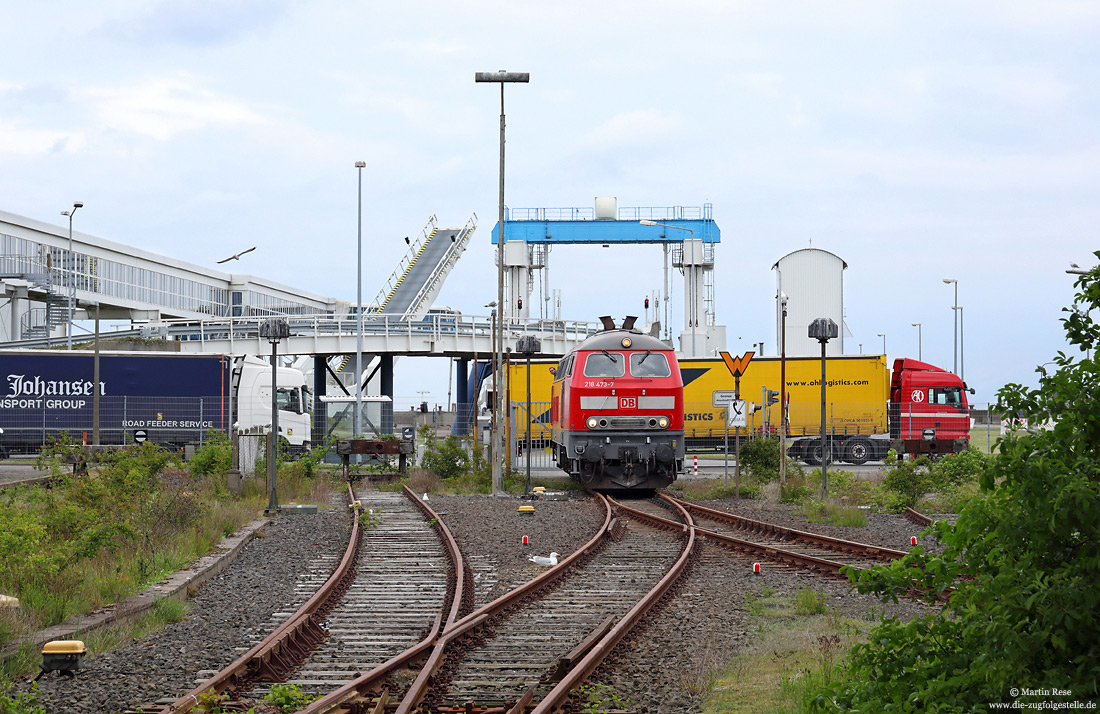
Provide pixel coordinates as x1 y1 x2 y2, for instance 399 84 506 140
773 248 848 357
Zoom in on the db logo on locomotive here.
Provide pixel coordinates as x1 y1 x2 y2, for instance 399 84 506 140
620 397 637 409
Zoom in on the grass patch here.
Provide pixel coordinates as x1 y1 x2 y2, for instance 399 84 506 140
673 477 762 501
803 500 867 528
703 588 871 714
0 439 334 682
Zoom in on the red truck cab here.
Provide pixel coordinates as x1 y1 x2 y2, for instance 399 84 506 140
889 358 972 456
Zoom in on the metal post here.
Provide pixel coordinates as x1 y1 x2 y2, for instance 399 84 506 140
808 317 837 499
780 294 787 484
944 278 958 372
267 338 279 514
734 374 741 498
912 322 922 361
93 303 100 446
355 161 366 442
260 319 289 515
958 306 965 382
476 70 530 497
61 201 82 350
525 353 532 495
723 404 729 485
820 337 828 498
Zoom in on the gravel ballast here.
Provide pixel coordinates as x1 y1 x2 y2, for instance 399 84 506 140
17 488 930 714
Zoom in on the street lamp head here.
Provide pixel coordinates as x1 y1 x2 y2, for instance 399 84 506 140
911 322 920 327
943 278 957 284
639 220 657 226
61 210 70 217
808 317 838 342
475 71 530 83
73 201 83 209
354 161 366 168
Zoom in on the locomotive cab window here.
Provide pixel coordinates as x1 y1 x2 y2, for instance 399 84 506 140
583 351 625 378
629 351 670 378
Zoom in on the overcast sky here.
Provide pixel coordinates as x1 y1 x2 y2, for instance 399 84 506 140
3 1 1097 408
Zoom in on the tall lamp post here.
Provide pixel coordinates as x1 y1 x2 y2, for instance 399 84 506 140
809 318 838 498
261 318 290 515
476 69 529 496
639 220 696 352
877 332 886 355
911 322 922 360
954 306 964 382
943 278 958 373
354 161 366 442
60 201 83 350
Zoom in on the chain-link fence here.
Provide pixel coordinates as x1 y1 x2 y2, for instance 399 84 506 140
682 400 1005 458
0 395 228 456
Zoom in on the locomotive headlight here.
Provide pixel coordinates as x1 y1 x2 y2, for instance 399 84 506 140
658 417 669 428
587 417 599 429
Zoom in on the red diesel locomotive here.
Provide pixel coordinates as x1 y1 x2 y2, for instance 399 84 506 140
550 316 685 490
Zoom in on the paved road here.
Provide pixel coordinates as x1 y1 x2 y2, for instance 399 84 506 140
0 462 48 487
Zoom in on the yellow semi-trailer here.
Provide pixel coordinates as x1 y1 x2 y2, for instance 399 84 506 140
507 353 970 464
676 356 890 462
506 360 556 450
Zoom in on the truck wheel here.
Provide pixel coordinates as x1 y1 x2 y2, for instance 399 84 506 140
846 438 871 465
807 441 836 466
803 440 824 466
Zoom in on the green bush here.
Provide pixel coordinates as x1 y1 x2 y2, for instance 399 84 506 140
926 447 988 489
419 425 470 481
739 437 782 478
188 430 233 477
880 455 932 508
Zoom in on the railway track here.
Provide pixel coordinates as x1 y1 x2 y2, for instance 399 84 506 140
420 502 687 711
637 494 909 575
154 483 465 714
243 489 453 700
149 489 933 714
152 490 700 713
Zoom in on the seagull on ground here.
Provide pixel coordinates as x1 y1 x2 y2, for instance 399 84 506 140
217 246 256 263
528 552 560 567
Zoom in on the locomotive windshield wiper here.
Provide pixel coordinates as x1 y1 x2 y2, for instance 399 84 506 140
637 350 651 364
601 349 618 362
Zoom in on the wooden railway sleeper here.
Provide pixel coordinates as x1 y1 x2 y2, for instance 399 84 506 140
546 614 616 683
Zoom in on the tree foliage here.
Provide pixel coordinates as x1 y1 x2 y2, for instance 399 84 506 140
814 253 1100 711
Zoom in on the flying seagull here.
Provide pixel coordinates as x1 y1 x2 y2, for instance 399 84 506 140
217 246 256 263
528 552 560 567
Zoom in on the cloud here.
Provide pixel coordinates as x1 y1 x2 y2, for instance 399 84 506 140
82 75 264 141
0 121 83 155
100 0 289 47
578 109 690 149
